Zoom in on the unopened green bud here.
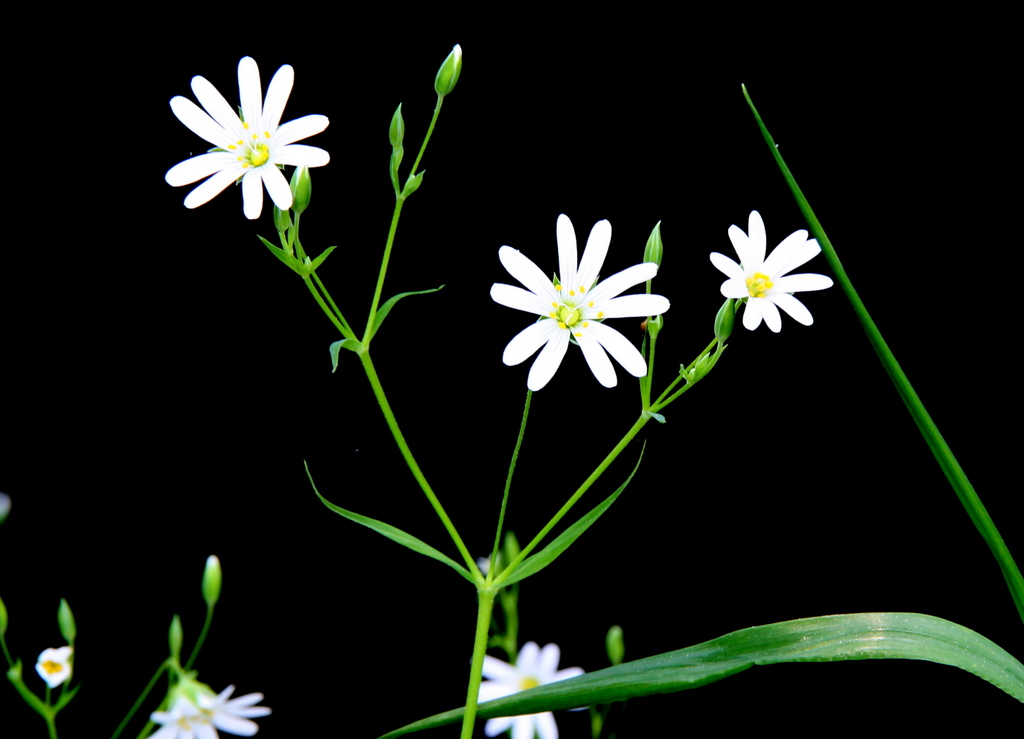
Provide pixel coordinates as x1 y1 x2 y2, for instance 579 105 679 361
714 298 735 343
202 555 222 609
389 104 405 149
502 530 521 564
58 598 76 645
273 203 292 233
606 625 625 666
8 658 22 682
643 221 663 267
0 594 8 638
290 166 312 216
168 615 183 661
434 44 463 97
646 314 663 340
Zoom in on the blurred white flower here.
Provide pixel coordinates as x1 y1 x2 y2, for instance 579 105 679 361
479 641 583 739
166 57 330 219
710 210 833 332
35 646 72 688
150 685 270 738
491 215 670 390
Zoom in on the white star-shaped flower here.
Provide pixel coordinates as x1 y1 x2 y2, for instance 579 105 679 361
710 210 833 332
490 215 670 391
479 641 584 739
166 57 330 219
35 646 72 688
150 685 269 738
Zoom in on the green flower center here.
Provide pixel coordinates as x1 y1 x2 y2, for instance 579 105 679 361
746 271 774 298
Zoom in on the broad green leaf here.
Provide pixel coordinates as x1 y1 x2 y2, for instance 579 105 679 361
369 286 445 342
380 612 1024 737
305 463 474 584
330 339 365 371
496 447 643 589
257 235 300 274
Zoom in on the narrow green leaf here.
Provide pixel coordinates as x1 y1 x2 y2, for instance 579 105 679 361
329 339 365 371
306 245 337 273
496 446 643 588
305 463 475 584
380 612 1024 737
257 235 301 274
642 410 666 424
370 286 445 341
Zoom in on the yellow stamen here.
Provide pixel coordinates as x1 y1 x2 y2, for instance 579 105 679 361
588 301 594 307
41 661 62 675
745 272 774 298
242 122 250 130
597 311 604 318
558 322 566 329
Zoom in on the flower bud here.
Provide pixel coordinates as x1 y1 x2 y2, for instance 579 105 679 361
434 44 463 97
0 594 8 638
273 203 292 234
289 166 312 216
646 314 663 340
58 598 76 645
168 614 183 662
714 298 735 343
389 103 405 149
643 221 663 267
606 625 625 666
202 555 222 609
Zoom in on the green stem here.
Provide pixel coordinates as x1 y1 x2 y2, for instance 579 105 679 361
495 414 650 584
311 272 351 336
45 711 58 739
302 274 354 340
0 632 12 668
410 96 443 178
489 391 532 570
363 198 406 344
743 84 1024 626
358 351 477 573
110 660 171 739
183 606 213 671
460 587 496 739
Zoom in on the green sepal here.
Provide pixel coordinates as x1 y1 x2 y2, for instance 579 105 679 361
370 286 445 342
169 614 183 662
401 171 424 198
58 598 76 645
390 147 405 195
496 445 644 588
380 612 1024 737
54 680 80 710
258 235 302 275
389 103 405 148
642 410 666 424
305 462 475 584
643 220 663 267
301 246 337 276
330 339 365 371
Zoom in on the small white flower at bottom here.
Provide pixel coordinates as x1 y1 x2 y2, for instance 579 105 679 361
150 686 270 738
479 641 584 739
710 210 833 332
35 646 73 688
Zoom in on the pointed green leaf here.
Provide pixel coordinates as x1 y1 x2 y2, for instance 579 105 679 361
306 245 337 274
305 463 475 584
401 170 424 198
642 410 666 424
380 612 1024 737
370 286 445 341
258 235 301 274
330 339 365 371
496 446 643 589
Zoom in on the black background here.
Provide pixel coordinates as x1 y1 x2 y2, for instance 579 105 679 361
2 18 1020 737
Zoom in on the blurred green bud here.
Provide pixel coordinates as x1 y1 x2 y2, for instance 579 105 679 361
8 658 22 682
169 614 183 662
606 625 625 666
434 44 463 97
643 221 663 267
273 203 292 234
0 594 8 638
502 530 521 564
289 166 312 216
58 598 76 645
646 313 663 340
389 103 405 149
202 555 222 609
714 298 735 343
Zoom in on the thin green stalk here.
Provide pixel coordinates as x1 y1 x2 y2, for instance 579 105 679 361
743 84 1024 626
45 710 57 739
650 337 717 410
183 606 213 671
495 414 650 584
311 272 352 336
460 587 496 739
110 660 170 739
0 632 12 667
302 274 354 340
410 96 443 178
363 198 406 343
489 391 532 570
358 351 477 573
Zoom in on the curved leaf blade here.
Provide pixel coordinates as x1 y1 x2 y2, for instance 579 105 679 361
305 462 475 585
380 612 1024 737
370 286 445 341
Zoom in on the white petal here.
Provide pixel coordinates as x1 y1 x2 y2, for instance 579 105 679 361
535 712 559 739
709 252 744 280
482 655 519 681
237 57 263 139
575 219 610 293
498 247 557 300
720 277 749 299
517 642 541 672
480 680 516 702
556 215 578 289
742 299 764 330
491 283 552 317
262 64 294 132
260 165 294 210
190 76 243 140
182 166 243 209
761 228 810 277
587 322 647 377
273 144 331 168
585 263 657 305
242 171 265 219
758 297 782 332
196 724 218 739
597 294 669 319
537 644 561 679
552 667 585 681
576 328 617 387
485 716 515 736
275 115 330 146
170 96 236 150
746 210 766 266
513 716 536 739
768 292 814 325
771 273 833 293
212 714 259 736
773 238 822 277
503 321 559 366
165 152 237 186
